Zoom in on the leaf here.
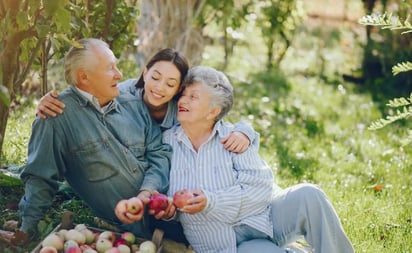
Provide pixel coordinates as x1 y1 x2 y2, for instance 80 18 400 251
392 61 412 75
43 0 60 16
0 85 10 107
55 6 71 31
36 25 50 38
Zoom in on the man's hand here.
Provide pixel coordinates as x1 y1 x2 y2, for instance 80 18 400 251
0 230 28 246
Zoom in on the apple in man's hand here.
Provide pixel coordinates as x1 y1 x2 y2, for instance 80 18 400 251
173 189 194 209
127 197 143 215
148 193 169 214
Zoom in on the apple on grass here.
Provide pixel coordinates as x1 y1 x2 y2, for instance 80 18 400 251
173 189 194 209
148 193 169 214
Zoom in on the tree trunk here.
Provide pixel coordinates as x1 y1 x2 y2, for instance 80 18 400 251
0 102 10 157
136 0 207 67
0 29 36 156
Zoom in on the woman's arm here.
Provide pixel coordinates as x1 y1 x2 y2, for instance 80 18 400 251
221 121 260 153
36 90 65 119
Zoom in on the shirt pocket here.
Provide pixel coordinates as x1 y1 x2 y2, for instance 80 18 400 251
71 139 118 182
123 141 148 172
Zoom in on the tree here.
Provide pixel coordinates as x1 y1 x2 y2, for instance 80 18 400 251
0 0 139 157
255 0 305 70
136 0 207 67
0 0 72 157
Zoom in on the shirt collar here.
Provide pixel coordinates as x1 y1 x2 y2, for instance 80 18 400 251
74 86 117 113
175 120 225 144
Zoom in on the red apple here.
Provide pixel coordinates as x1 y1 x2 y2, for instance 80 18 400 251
127 197 143 215
120 231 135 245
149 193 169 214
65 245 82 253
114 238 127 247
173 189 194 209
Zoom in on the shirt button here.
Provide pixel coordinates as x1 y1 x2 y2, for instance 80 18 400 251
132 168 138 173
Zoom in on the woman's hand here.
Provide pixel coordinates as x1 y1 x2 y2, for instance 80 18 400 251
221 131 250 153
36 90 65 119
179 189 207 215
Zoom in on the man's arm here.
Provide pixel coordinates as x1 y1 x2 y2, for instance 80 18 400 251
19 119 63 237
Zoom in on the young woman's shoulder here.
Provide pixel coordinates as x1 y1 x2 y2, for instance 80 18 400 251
118 79 141 97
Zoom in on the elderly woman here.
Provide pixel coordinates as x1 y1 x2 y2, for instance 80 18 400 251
161 66 355 253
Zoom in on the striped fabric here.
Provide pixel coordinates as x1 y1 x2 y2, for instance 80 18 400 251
163 121 274 253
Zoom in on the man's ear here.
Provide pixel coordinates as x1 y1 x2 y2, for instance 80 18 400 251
76 69 88 85
207 107 221 121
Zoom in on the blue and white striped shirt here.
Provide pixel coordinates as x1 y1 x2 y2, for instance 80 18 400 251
163 121 275 253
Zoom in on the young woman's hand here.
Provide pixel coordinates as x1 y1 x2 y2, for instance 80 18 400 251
36 90 65 119
221 131 250 153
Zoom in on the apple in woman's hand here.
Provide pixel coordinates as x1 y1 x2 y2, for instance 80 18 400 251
173 189 194 209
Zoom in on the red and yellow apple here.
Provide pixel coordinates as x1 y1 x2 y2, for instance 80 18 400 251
173 189 194 209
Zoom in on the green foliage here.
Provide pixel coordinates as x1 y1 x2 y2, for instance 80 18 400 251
360 11 412 146
392 61 412 75
358 12 412 34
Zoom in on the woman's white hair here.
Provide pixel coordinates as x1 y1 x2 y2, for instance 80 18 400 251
183 66 234 122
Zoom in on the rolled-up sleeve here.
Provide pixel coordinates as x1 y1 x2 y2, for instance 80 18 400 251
140 122 172 194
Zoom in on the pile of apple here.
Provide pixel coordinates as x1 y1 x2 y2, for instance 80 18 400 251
39 224 157 253
39 190 194 253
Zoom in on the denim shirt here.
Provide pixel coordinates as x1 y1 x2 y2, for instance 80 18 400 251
19 86 172 237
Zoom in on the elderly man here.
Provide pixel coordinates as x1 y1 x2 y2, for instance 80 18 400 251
18 38 171 241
